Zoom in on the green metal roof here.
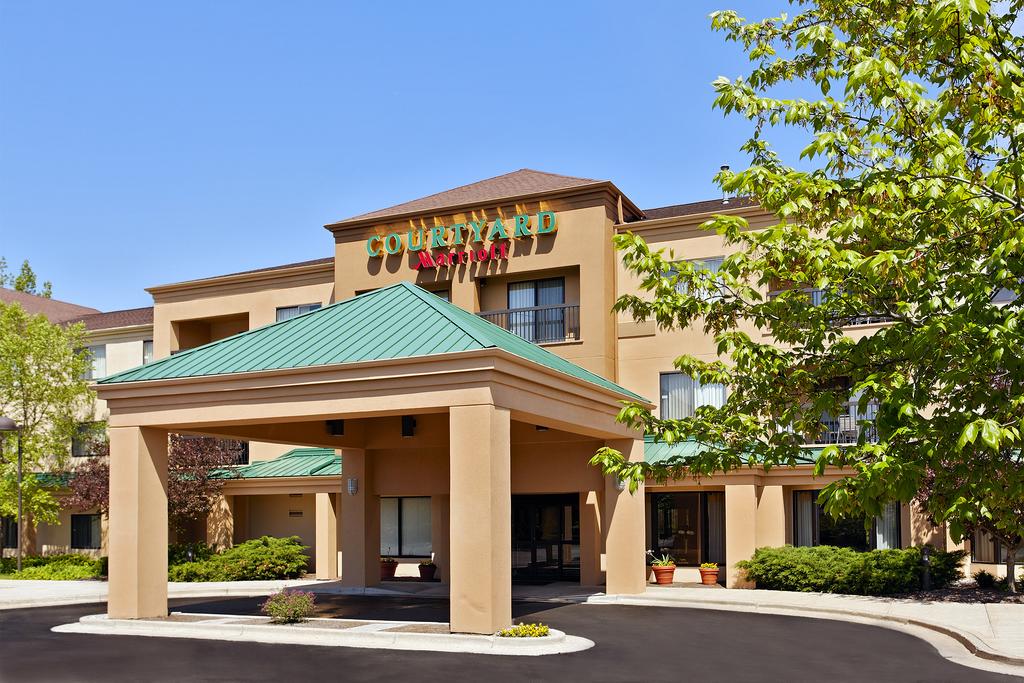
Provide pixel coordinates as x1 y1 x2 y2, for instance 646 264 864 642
34 472 72 488
643 435 817 465
99 281 647 402
215 447 340 479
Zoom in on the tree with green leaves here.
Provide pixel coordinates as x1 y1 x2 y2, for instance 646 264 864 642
0 258 52 298
592 0 1024 590
0 302 93 548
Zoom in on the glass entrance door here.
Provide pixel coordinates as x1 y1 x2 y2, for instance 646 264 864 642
511 494 580 583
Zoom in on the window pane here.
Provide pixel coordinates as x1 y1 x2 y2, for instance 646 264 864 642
794 491 816 547
650 493 700 565
276 303 321 322
380 498 399 556
86 345 106 380
142 340 154 365
507 282 536 341
71 424 93 457
873 501 901 550
660 373 695 419
660 373 727 419
704 492 726 564
401 497 432 556
71 514 101 549
535 278 564 306
1 516 16 548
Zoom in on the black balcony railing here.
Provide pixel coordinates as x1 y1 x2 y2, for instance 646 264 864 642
813 401 880 445
477 304 580 344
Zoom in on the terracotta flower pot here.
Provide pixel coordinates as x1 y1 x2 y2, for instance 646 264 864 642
651 565 676 585
418 564 437 580
380 561 398 580
699 567 720 585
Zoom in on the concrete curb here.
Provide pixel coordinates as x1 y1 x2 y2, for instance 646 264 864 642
588 594 1024 675
52 613 595 657
0 580 320 611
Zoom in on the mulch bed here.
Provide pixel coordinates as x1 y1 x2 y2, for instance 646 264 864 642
889 584 1024 604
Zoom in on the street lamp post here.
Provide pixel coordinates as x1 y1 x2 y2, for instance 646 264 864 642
0 416 23 572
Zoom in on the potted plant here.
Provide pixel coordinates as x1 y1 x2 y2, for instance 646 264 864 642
650 553 676 585
380 556 398 580
418 560 437 580
699 562 720 585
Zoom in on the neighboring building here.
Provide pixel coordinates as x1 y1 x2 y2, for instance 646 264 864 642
9 306 154 557
0 287 98 322
15 170 1015 622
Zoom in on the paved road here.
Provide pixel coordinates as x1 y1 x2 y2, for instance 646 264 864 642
1 596 1018 682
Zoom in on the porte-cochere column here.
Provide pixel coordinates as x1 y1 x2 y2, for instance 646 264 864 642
448 404 511 634
108 426 169 619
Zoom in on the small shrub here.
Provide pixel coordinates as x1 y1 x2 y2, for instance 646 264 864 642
737 545 966 595
700 562 719 569
261 590 316 623
167 536 309 582
496 622 550 638
974 570 997 588
2 554 104 580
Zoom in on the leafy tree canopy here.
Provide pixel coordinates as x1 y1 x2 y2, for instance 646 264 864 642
0 258 52 298
592 0 1024 589
0 302 93 536
65 434 243 532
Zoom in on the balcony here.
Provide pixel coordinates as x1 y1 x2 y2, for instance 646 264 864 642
767 287 893 327
812 401 880 445
477 304 580 344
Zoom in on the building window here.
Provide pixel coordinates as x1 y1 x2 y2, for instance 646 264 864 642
1 516 16 548
84 345 106 380
648 492 725 567
71 423 98 457
71 514 101 550
380 496 431 557
142 340 154 365
276 303 322 322
671 257 725 301
971 528 1024 563
793 490 900 550
507 277 566 343
659 373 727 419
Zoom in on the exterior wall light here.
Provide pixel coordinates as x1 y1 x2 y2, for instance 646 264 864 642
347 477 359 496
614 475 627 492
401 415 416 438
535 425 549 432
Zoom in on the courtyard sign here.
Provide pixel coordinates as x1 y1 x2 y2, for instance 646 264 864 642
365 211 557 270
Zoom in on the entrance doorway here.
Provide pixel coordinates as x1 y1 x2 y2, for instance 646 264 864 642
511 494 580 583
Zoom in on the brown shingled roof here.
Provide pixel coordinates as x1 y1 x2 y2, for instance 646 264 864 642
0 287 99 322
66 307 153 331
327 169 607 226
639 196 759 220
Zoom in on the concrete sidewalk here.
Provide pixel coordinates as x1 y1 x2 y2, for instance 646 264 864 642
0 578 320 610
590 586 1024 672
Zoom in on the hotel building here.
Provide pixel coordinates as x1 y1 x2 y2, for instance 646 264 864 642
5 169 1013 632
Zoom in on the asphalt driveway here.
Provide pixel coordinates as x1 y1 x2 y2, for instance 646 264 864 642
0 596 1017 682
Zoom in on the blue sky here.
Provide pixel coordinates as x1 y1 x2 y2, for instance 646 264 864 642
0 0 806 310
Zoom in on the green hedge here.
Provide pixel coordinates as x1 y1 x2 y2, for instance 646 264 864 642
168 536 309 582
0 554 105 580
736 545 967 595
